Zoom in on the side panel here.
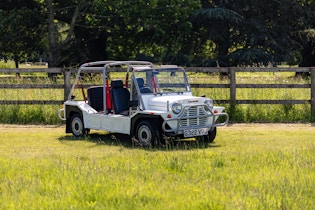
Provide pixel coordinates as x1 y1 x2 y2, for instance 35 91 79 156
85 114 131 135
86 113 101 130
100 115 131 135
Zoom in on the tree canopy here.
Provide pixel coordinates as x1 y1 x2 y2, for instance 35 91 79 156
0 0 45 67
1 0 315 67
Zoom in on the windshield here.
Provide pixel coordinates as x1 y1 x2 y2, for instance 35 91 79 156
133 67 190 94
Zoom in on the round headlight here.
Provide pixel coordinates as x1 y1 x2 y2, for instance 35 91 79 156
205 99 213 110
172 102 182 114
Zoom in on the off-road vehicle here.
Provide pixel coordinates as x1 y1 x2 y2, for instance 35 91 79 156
58 61 228 146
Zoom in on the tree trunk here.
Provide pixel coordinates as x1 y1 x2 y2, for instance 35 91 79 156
14 55 20 78
46 0 57 67
45 0 83 79
46 0 57 79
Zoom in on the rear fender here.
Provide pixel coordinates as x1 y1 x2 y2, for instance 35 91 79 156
65 105 83 133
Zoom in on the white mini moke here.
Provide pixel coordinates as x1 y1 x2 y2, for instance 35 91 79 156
58 61 229 147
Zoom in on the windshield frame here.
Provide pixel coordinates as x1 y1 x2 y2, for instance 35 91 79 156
132 67 191 95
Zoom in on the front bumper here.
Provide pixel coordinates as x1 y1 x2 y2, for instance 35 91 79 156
162 111 229 135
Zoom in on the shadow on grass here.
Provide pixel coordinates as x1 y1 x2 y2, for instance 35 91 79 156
58 132 222 151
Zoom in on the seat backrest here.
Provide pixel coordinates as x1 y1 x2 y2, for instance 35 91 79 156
87 86 103 112
110 80 130 114
137 78 145 88
136 77 152 93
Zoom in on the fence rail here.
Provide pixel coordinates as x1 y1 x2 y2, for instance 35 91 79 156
1 67 315 119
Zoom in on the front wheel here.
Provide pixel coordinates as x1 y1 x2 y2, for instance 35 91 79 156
136 121 160 147
69 114 87 137
196 127 217 146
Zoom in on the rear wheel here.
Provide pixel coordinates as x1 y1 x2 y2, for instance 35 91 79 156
69 114 86 137
136 120 160 147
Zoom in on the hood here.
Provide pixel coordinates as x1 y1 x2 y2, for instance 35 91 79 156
147 95 207 111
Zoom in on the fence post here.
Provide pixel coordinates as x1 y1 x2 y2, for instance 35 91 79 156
311 67 315 122
63 69 71 101
229 68 236 110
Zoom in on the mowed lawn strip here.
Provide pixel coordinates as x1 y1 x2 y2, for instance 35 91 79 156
0 124 314 209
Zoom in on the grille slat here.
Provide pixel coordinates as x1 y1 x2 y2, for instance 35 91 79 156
179 105 208 128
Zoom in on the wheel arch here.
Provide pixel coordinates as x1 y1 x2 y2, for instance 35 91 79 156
130 113 164 136
65 105 83 133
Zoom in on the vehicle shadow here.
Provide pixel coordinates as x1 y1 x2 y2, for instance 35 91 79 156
58 132 222 151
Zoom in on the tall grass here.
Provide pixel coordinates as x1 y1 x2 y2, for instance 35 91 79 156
0 71 312 124
0 105 60 124
0 124 314 209
0 60 15 68
0 75 64 124
190 72 311 123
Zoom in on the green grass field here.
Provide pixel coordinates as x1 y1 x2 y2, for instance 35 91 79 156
0 124 314 209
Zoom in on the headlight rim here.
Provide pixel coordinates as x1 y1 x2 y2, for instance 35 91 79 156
205 99 214 110
171 102 182 114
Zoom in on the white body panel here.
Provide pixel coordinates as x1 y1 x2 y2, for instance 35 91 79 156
67 101 131 135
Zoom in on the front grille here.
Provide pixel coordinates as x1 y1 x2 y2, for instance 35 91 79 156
179 106 208 128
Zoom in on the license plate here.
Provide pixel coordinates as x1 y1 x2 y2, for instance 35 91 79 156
184 128 208 137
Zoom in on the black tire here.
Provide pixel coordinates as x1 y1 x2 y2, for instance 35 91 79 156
205 127 217 143
69 114 86 137
196 127 217 146
136 120 160 147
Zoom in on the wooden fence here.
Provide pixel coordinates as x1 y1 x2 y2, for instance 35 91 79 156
1 67 315 119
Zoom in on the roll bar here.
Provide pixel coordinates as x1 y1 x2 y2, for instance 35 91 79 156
67 61 154 114
102 61 153 113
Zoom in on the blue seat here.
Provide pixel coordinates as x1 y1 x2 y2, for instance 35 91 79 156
110 80 130 115
87 86 103 112
137 78 152 93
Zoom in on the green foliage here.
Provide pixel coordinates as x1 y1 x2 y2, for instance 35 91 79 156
192 7 243 27
191 0 314 66
1 0 315 67
93 0 199 62
0 124 314 209
0 0 45 66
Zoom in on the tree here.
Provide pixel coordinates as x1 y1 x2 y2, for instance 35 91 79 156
228 0 310 66
76 0 199 64
190 0 313 67
41 0 200 66
3 0 313 69
191 4 242 66
44 0 84 68
0 0 45 69
299 29 315 67
295 1 315 69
